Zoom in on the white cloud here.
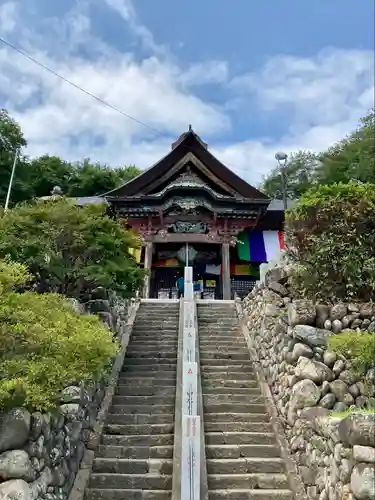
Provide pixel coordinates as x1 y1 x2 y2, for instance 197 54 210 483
0 1 17 35
0 0 373 188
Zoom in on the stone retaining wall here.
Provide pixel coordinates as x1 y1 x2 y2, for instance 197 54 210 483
0 288 133 500
242 267 375 500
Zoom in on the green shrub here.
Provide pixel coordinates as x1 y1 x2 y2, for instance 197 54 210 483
285 182 375 301
0 198 144 299
328 330 375 372
0 259 30 293
0 260 119 411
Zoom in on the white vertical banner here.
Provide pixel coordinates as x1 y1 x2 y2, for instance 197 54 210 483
182 362 198 416
181 415 201 500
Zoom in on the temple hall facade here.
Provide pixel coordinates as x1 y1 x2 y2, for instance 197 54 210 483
104 128 286 300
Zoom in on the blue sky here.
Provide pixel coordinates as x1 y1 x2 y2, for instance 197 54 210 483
0 0 373 185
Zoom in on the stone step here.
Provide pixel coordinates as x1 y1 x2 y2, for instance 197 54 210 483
122 358 177 365
132 327 179 333
89 473 172 490
129 341 178 347
104 424 174 435
208 472 288 490
207 459 286 475
93 458 173 475
125 353 177 360
205 432 275 445
202 380 258 389
204 422 273 433
109 404 175 415
199 340 247 345
116 379 175 388
204 403 266 414
121 364 176 373
134 319 179 323
96 445 174 459
200 359 253 366
202 387 261 395
207 489 293 500
111 395 175 406
204 413 269 423
203 394 265 405
102 434 174 447
86 489 171 500
106 413 174 425
125 351 178 358
206 444 280 459
201 366 255 374
115 387 175 397
200 336 245 341
199 348 249 354
117 376 176 385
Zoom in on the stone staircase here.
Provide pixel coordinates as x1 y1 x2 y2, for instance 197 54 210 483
85 301 179 500
197 302 294 500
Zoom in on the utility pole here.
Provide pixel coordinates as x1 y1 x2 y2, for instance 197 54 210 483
4 149 18 212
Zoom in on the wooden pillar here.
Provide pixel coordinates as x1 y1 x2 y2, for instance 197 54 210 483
221 242 231 300
143 242 153 298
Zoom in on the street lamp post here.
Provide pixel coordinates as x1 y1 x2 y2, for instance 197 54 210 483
275 151 288 212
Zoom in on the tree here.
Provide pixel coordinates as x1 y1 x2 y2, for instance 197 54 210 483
317 110 375 185
66 159 141 197
285 182 375 302
0 198 145 299
0 109 28 205
261 110 375 198
261 151 320 199
0 109 142 206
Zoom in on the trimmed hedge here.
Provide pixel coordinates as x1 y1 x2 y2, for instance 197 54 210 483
0 260 119 411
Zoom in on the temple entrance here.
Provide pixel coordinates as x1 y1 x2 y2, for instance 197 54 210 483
150 242 223 299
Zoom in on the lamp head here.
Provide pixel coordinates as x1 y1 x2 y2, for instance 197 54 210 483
275 151 288 165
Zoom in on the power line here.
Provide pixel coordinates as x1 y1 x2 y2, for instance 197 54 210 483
0 36 164 136
0 36 270 180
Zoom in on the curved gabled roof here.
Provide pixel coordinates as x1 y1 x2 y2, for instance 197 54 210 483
105 129 268 200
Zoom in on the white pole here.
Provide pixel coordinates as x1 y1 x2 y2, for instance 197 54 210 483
185 242 189 267
4 150 18 212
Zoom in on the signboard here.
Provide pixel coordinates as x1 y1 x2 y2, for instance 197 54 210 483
181 415 201 500
182 362 198 416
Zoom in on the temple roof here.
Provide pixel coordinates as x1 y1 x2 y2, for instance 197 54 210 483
105 129 268 200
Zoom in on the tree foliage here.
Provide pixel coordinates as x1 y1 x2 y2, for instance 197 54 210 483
0 109 141 206
262 110 375 198
0 198 144 299
285 182 375 301
0 260 119 411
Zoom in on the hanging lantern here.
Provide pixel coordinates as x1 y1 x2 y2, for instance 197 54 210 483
177 245 197 264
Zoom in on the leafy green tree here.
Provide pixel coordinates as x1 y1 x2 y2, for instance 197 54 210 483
0 109 28 205
0 198 144 298
27 155 75 198
285 182 375 302
317 110 375 185
262 110 375 198
262 151 320 199
67 159 141 197
0 109 142 205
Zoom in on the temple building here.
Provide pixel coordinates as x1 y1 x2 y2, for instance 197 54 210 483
104 127 286 300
